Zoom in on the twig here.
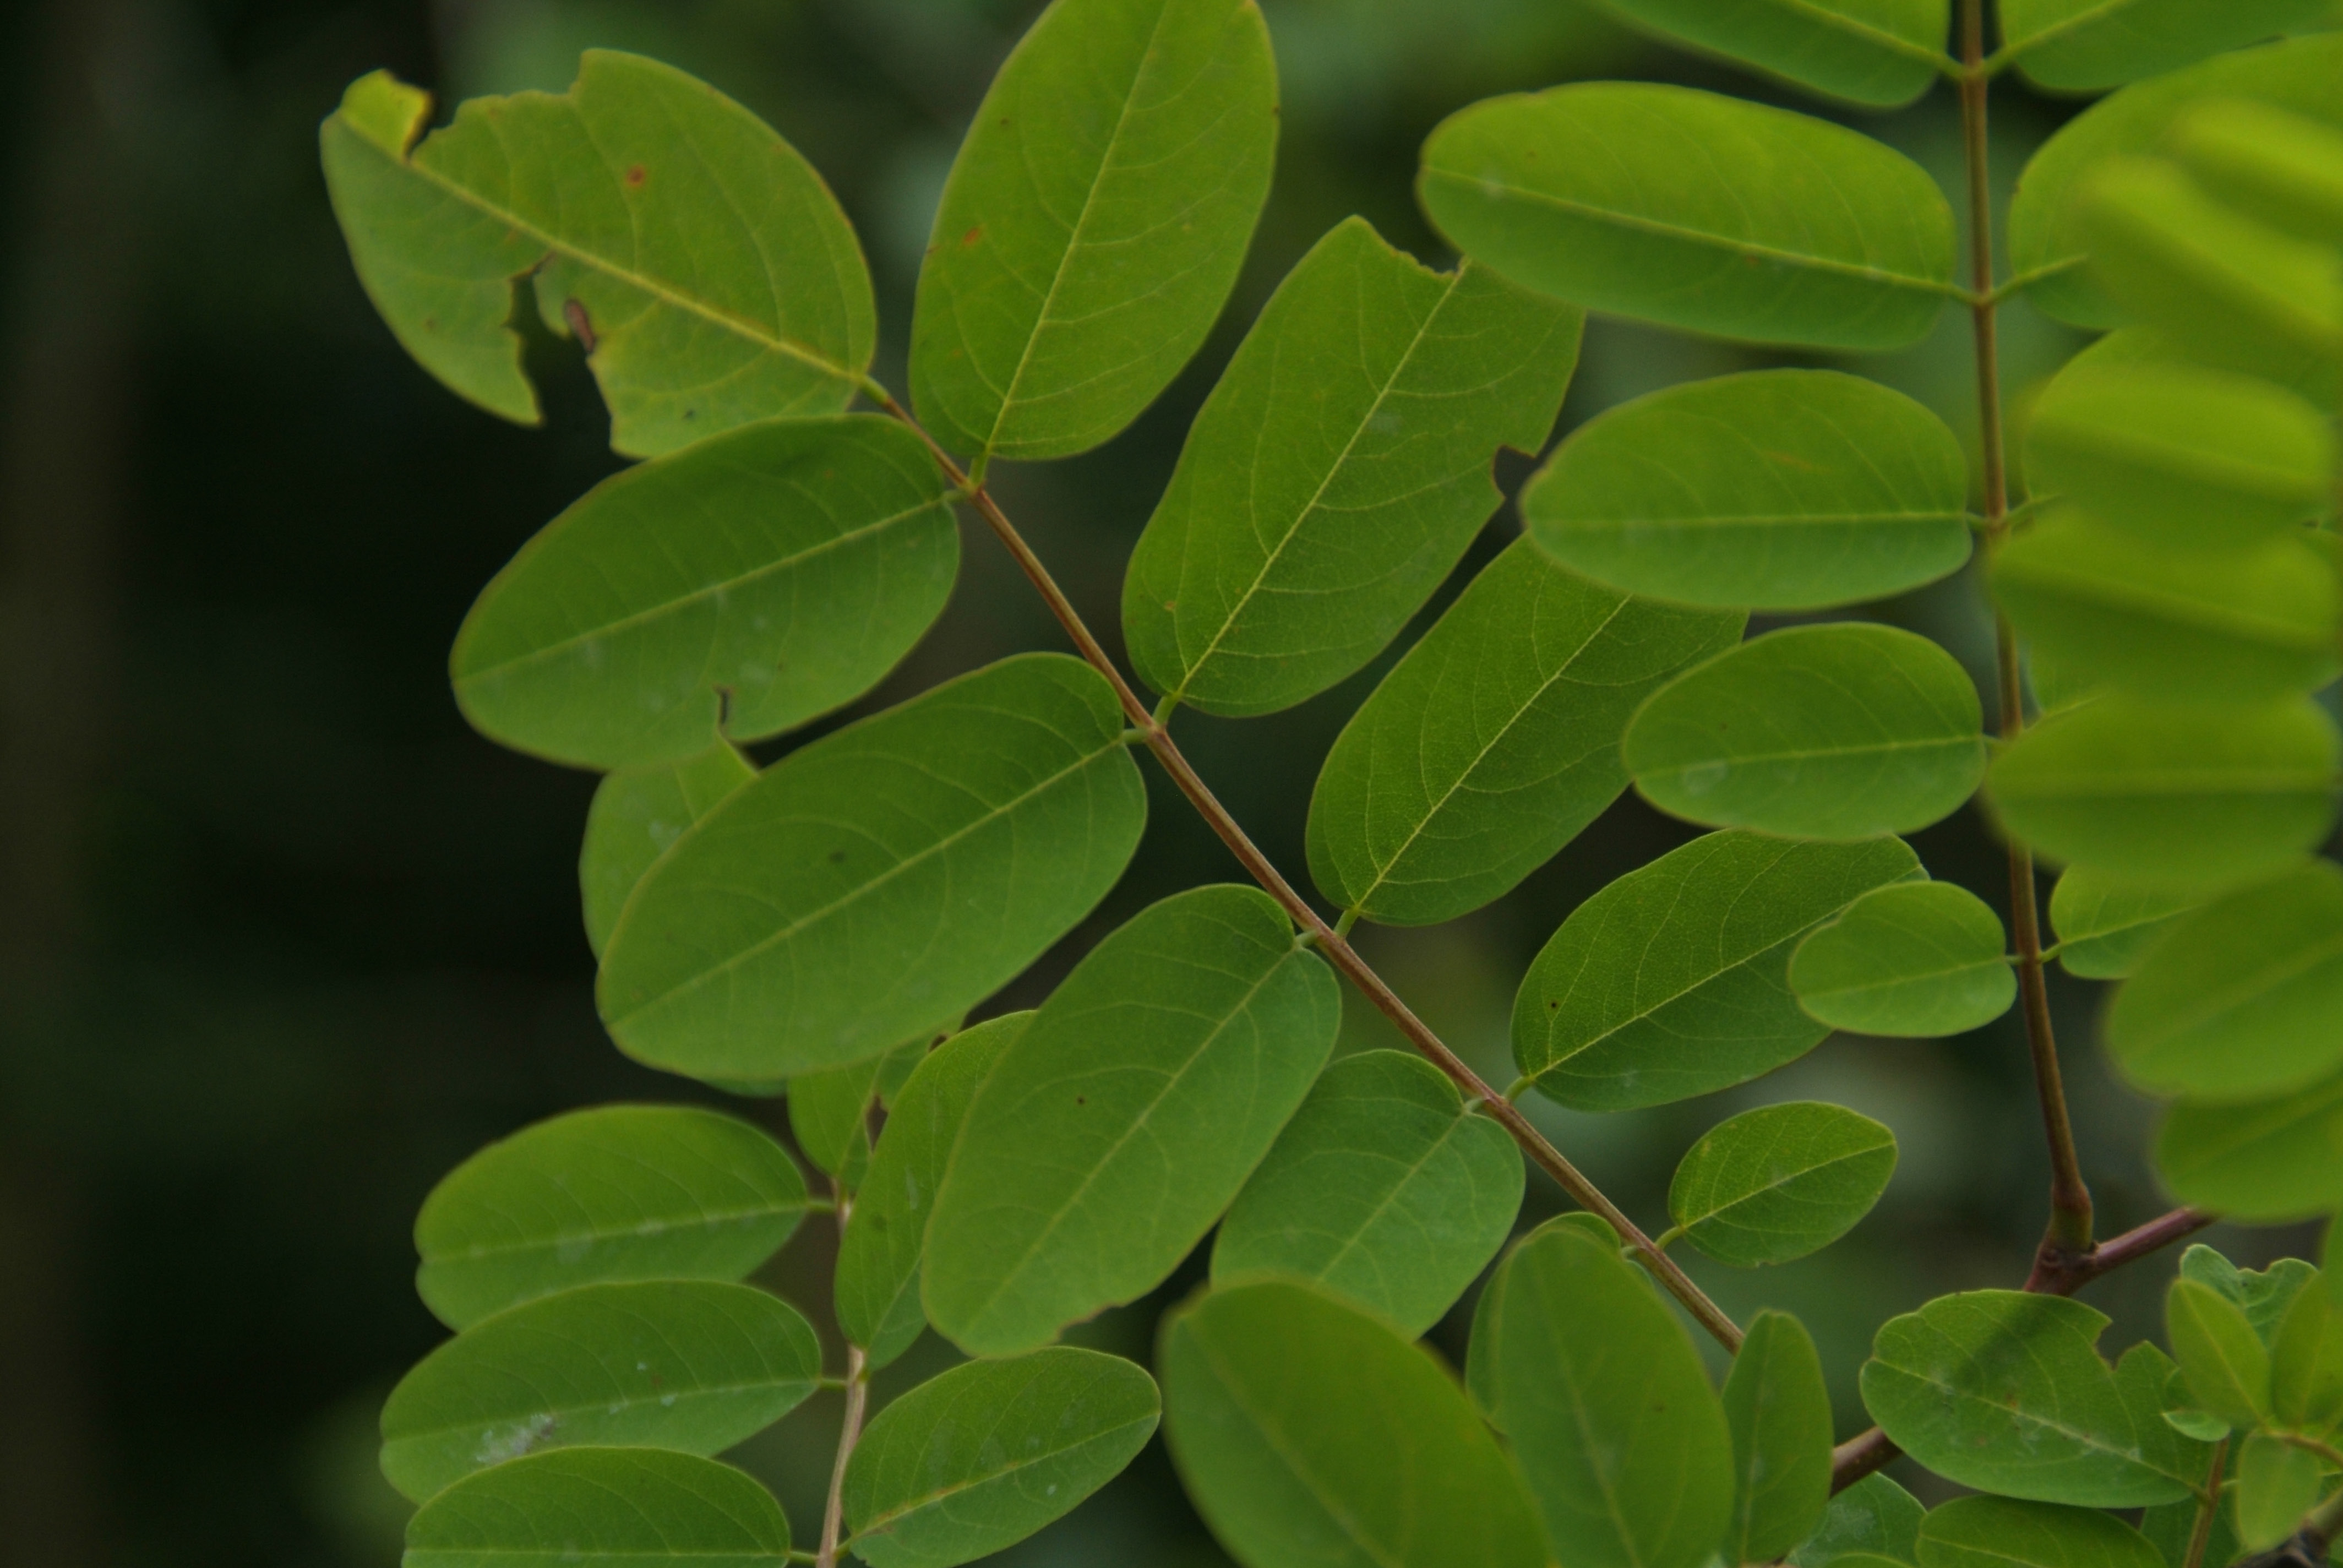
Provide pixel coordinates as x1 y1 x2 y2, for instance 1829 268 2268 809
817 1184 869 1568
2183 1436 2229 1568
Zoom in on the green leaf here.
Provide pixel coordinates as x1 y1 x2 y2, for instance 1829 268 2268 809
1473 1224 1734 1568
1522 370 1971 612
1209 1050 1522 1336
2171 98 2343 249
924 885 1340 1357
1160 1278 1548 1568
414 1105 809 1330
1985 694 2339 889
908 0 1276 462
1723 1310 1834 1562
405 1448 789 1567
1514 830 1921 1110
835 1014 1029 1371
1624 623 1987 840
1788 1474 1925 1566
1669 1101 1898 1266
841 1347 1159 1568
1588 0 1948 107
597 654 1147 1084
581 744 756 959
2140 1449 2242 1568
1915 1495 2162 1568
1992 511 2337 703
2023 358 2335 552
1998 0 2329 92
2006 33 2343 331
1305 538 1740 926
1790 881 2015 1038
320 57 873 458
2235 1432 2324 1551
2156 1069 2343 1221
2181 1247 2323 1347
2106 863 2343 1102
2048 865 2199 981
451 417 958 772
1122 219 1581 720
1419 83 1956 350
1861 1290 2204 1507
789 1034 932 1182
379 1281 821 1502
2167 1277 2274 1429
2271 1280 2343 1434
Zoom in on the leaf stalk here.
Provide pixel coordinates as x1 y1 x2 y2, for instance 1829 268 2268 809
818 1184 869 1568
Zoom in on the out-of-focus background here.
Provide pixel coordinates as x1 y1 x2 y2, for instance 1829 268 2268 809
4 1 2337 1562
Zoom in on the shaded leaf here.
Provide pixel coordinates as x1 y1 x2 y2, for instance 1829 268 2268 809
1625 623 1985 840
2272 1280 2343 1434
1161 1277 1546 1568
415 1105 808 1330
1513 830 1920 1110
1999 0 2328 92
453 417 958 772
322 57 873 457
2235 1433 2323 1551
2182 1249 2325 1343
909 0 1276 461
2167 1277 2273 1429
924 885 1339 1357
1523 369 1971 612
1788 1473 1925 1566
1724 1310 1834 1562
380 1281 821 1502
1590 0 1948 107
1790 881 2015 1038
1669 1101 1898 1267
404 1449 791 1567
1419 83 1956 350
582 744 756 959
841 1348 1159 1568
2156 1074 2343 1221
789 1034 932 1183
1915 1495 2161 1568
1305 538 1740 925
1124 218 1580 719
2048 865 2198 981
1210 1050 1522 1337
597 654 1147 1084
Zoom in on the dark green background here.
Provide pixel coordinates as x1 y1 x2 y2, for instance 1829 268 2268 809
1 1 2328 1562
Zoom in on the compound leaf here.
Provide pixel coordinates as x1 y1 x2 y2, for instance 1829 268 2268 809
2235 1433 2324 1551
380 1281 821 1502
841 1348 1159 1568
1985 694 2339 888
2155 1066 2343 1221
2166 1277 2272 1429
404 1448 790 1567
1523 369 1970 612
835 1014 1029 1371
2106 862 2343 1101
453 417 958 772
1305 538 1741 926
1915 1495 2162 1568
1162 1278 1547 1568
1789 881 2015 1038
909 0 1276 461
1723 1310 1834 1562
1624 623 1986 841
1418 83 1955 351
597 654 1147 1085
1209 1050 1522 1337
1123 217 1581 718
581 744 756 959
1998 0 2329 93
2047 865 2198 981
415 1105 808 1330
1789 1473 1925 1566
1670 1102 1898 1267
322 57 873 458
924 885 1339 1357
1514 830 1921 1110
1589 0 1948 107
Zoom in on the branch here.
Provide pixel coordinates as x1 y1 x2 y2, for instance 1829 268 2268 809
860 380 1745 1353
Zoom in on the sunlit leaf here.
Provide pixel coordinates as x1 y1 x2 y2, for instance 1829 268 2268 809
842 1348 1159 1568
404 1448 791 1567
2047 866 2198 981
1419 83 1955 350
2167 1277 2273 1429
2171 98 2343 248
1998 0 2328 91
1514 830 1920 1110
453 417 958 772
835 1015 1029 1371
909 0 1276 461
1788 1473 1925 1566
2235 1432 2323 1551
582 744 756 959
1305 539 1741 926
1624 623 1986 840
415 1106 808 1330
598 654 1147 1085
1210 1050 1521 1337
2156 1066 2343 1221
1723 1310 1833 1562
1914 1495 2162 1568
924 885 1339 1357
1589 0 1948 107
1669 1102 1898 1267
380 1281 821 1502
1162 1278 1547 1568
1523 370 1970 612
1985 694 2339 888
1789 881 2014 1038
2271 1280 2343 1434
322 57 873 457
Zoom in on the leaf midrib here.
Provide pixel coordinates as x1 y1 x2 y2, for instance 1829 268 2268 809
430 1200 803 1265
1551 508 1963 531
1679 1140 1892 1236
850 1415 1157 1534
1759 0 1949 68
390 1372 815 1447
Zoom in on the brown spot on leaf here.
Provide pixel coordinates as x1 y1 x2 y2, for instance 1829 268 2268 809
961 225 983 249
625 163 647 186
562 297 597 352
